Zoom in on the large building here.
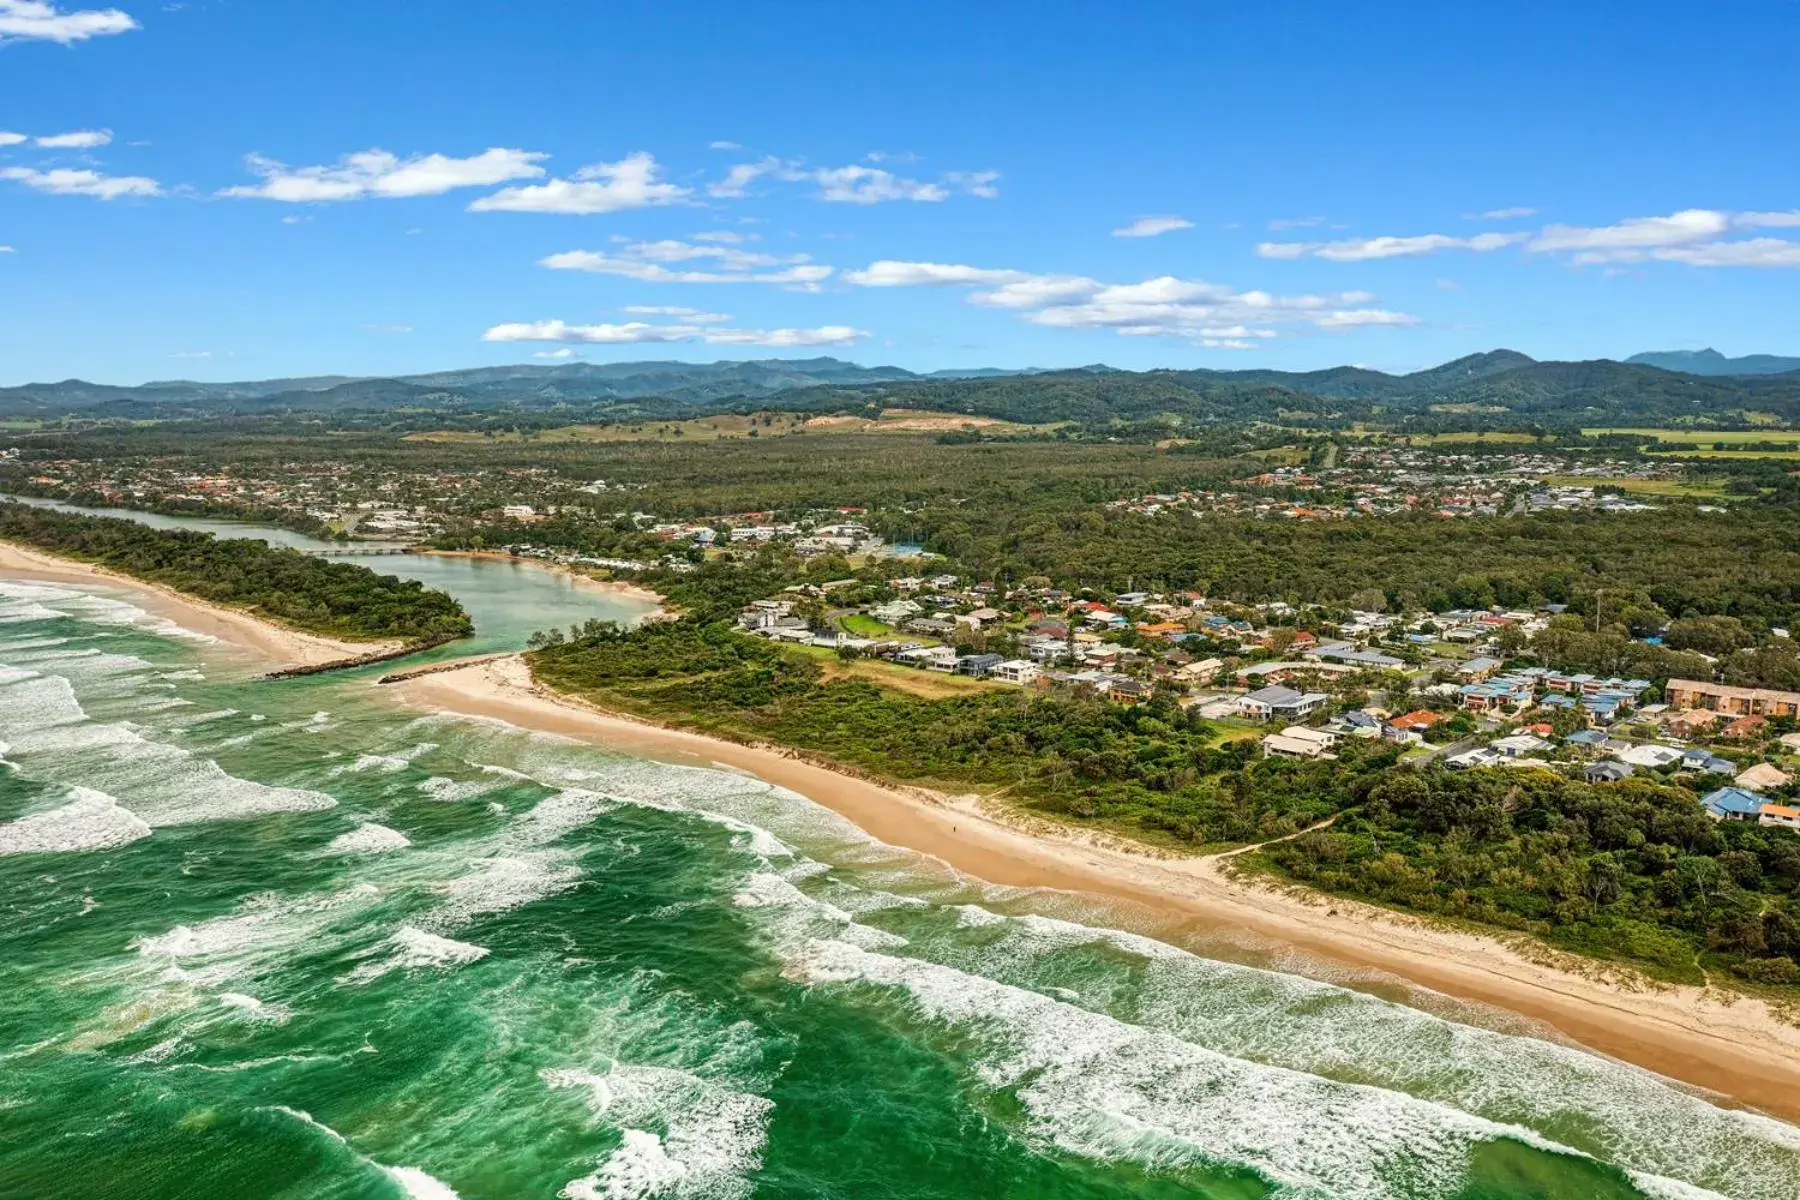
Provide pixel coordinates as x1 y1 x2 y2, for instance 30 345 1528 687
1666 679 1800 719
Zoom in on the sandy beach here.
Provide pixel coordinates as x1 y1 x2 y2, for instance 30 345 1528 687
0 541 402 668
395 653 1800 1122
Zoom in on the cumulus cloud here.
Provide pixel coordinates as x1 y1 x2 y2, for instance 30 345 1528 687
707 156 997 202
535 347 577 358
708 140 742 151
846 259 1418 342
34 128 110 149
0 131 24 145
1259 232 1525 261
1113 215 1193 238
0 0 136 44
1528 208 1730 258
540 239 832 288
222 147 546 202
1 165 158 198
469 151 688 214
1470 206 1537 220
1523 208 1800 268
483 319 865 347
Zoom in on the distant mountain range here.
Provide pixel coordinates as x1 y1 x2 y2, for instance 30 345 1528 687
1 350 1796 428
0 358 1094 416
1626 348 1800 376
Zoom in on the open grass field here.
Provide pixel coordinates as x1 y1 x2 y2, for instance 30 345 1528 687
405 408 1054 446
1539 474 1732 498
1583 427 1800 443
802 649 1008 699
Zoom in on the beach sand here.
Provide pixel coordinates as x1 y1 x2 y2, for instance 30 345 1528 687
395 653 1800 1122
0 541 401 668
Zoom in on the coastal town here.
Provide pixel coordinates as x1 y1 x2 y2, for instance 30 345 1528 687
728 573 1800 828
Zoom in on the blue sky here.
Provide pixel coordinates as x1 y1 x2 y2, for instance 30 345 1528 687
3 0 1799 384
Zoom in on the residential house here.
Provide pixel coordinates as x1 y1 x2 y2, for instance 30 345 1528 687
1617 743 1685 769
1584 761 1634 783
1680 749 1738 776
1666 679 1800 718
1457 657 1503 682
1262 727 1339 760
1459 675 1534 713
1737 762 1793 792
956 653 1004 678
1762 803 1800 831
1491 734 1552 758
1175 658 1225 686
896 646 959 672
1238 685 1328 722
991 659 1039 686
1703 786 1768 822
1308 642 1404 669
1722 715 1769 741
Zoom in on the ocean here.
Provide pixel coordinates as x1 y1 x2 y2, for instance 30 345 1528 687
2 575 1798 1199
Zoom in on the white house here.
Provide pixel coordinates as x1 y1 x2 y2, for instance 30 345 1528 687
992 660 1040 685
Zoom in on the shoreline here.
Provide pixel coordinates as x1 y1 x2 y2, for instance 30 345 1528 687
414 548 666 611
394 653 1800 1123
0 541 403 668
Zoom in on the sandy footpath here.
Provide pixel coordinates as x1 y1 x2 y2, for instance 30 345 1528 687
0 541 401 667
395 653 1800 1122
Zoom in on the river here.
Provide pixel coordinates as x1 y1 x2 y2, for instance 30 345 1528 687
0 502 1797 1199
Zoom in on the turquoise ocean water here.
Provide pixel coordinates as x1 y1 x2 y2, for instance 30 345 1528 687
1 509 1799 1198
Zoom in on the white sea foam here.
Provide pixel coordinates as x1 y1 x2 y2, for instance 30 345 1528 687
323 823 411 855
344 925 490 985
785 938 1737 1200
0 672 335 825
505 788 616 846
930 909 1800 1197
427 854 583 930
417 774 506 803
266 1107 461 1198
545 1064 773 1200
0 786 151 854
135 885 382 986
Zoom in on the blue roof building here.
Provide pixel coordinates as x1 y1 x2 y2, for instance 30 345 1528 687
1703 787 1766 821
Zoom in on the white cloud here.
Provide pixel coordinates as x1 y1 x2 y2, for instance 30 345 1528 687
1 165 158 198
846 259 1419 342
0 1 136 44
1654 239 1800 268
0 245 14 253
1470 206 1537 220
541 240 832 288
169 350 213 359
812 164 947 203
1527 209 1729 257
1112 215 1193 238
842 260 1027 288
707 156 997 203
1267 216 1327 230
621 305 732 322
942 169 1000 199
35 128 110 149
223 147 546 202
535 347 577 359
708 140 742 151
483 319 865 347
1739 210 1800 228
0 131 26 146
470 151 688 214
692 230 748 243
1258 232 1525 261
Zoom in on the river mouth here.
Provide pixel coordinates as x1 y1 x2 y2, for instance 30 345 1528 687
0 495 658 656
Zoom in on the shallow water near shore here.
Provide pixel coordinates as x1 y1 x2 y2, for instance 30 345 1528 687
2 583 1800 1198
